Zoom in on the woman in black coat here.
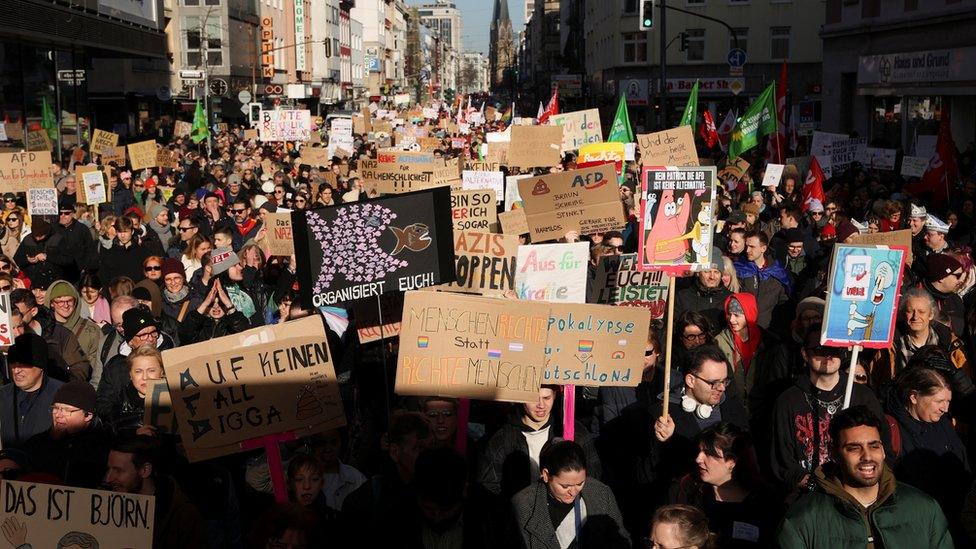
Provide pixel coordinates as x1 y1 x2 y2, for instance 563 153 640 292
178 278 250 344
98 216 150 283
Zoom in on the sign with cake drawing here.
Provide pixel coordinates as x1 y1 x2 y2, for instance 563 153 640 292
638 166 717 273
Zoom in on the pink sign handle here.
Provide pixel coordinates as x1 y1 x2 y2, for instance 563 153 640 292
562 385 576 441
241 431 297 503
455 398 471 455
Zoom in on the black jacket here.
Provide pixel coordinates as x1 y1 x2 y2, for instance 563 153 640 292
21 419 112 488
673 281 731 333
57 219 97 279
98 239 151 283
95 332 176 419
14 232 69 282
177 310 250 345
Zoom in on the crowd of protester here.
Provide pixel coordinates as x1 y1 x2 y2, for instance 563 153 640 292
1 110 975 548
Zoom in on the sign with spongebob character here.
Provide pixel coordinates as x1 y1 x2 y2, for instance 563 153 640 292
292 187 456 308
0 480 155 548
821 244 907 349
161 316 346 462
638 166 717 273
543 303 651 387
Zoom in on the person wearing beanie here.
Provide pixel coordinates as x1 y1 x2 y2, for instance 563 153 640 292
922 254 966 336
9 288 92 384
46 279 101 379
0 333 64 447
160 257 193 323
133 278 181 346
835 220 860 244
146 202 175 249
22 379 111 489
674 247 733 332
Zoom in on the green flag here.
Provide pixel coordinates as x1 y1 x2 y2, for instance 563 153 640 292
190 100 209 144
607 94 633 143
727 81 778 161
41 96 57 141
678 80 699 128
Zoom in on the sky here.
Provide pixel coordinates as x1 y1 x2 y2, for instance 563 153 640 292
408 0 526 55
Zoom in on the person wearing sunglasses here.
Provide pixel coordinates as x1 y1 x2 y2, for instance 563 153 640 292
231 198 261 247
919 253 967 336
768 324 886 494
0 208 28 260
2 192 19 212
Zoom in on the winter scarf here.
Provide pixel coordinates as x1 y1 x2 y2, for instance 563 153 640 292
164 286 190 304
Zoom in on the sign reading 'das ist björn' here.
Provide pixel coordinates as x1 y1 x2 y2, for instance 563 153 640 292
162 316 345 462
292 187 456 308
543 302 651 387
639 166 717 273
589 254 670 321
0 480 155 548
441 231 518 296
518 164 625 242
515 242 589 303
395 291 550 403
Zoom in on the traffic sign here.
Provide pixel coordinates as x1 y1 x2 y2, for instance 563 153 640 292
179 69 204 80
57 70 85 84
727 48 747 68
237 89 252 104
209 78 228 97
729 79 744 96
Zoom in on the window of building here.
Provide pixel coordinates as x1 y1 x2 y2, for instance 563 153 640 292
728 0 749 4
183 17 222 67
183 0 220 5
622 32 647 63
770 26 790 60
729 27 747 53
686 28 705 61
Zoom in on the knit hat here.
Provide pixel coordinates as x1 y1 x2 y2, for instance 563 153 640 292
46 281 75 302
807 199 824 213
926 253 963 283
53 380 96 413
796 296 826 319
261 181 276 193
227 173 241 186
783 228 805 244
31 270 57 292
122 307 158 342
709 246 724 269
147 203 167 220
210 246 240 276
7 333 48 368
727 211 747 225
820 223 836 239
836 220 859 243
161 257 184 279
910 203 927 219
925 214 950 234
57 196 75 212
132 286 152 302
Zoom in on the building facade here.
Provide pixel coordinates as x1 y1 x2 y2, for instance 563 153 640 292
490 0 516 92
460 52 490 94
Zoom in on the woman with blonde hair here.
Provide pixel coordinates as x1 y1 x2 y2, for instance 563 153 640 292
98 214 117 250
182 233 213 280
721 256 741 293
0 208 30 259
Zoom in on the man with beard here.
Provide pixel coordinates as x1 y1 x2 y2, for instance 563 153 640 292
778 405 952 548
104 434 208 548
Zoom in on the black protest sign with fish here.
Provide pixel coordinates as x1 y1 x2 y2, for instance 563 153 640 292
292 187 456 308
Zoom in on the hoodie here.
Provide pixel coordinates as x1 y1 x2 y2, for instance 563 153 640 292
47 280 102 379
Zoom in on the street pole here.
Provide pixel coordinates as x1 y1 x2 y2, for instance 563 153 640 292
200 18 213 159
659 0 668 128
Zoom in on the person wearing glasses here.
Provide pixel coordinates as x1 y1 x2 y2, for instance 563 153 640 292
0 333 63 448
10 288 91 384
45 279 102 378
920 253 966 336
168 216 200 259
230 198 262 249
769 325 886 496
0 208 30 259
21 379 111 489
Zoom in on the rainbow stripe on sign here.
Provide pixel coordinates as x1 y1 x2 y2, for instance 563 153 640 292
578 340 594 352
417 336 429 348
488 349 502 358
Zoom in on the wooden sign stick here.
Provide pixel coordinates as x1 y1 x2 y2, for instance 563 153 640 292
842 345 862 409
240 431 297 503
661 276 677 419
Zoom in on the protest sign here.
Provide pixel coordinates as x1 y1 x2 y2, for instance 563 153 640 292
368 152 460 194
260 109 312 141
303 146 331 168
156 147 178 169
27 187 58 216
174 120 192 137
499 209 529 236
292 187 456 308
0 151 53 192
243 128 259 140
589 254 670 320
830 137 867 174
127 140 158 170
543 302 651 387
518 164 625 242
549 108 603 152
418 136 441 152
0 123 6 142
637 126 698 167
89 129 119 156
850 228 913 266
25 130 51 152
858 147 897 170
505 174 529 210
80 170 106 204
578 142 626 176
443 231 518 296
353 291 403 344
101 146 126 166
162 316 345 461
395 291 549 403
639 166 718 272
762 163 785 187
507 126 563 168
461 170 504 202
0 292 11 346
266 212 295 256
718 157 750 183
143 379 177 434
0 480 155 548
821 244 907 349
514 242 588 302
451 189 497 233
901 156 929 178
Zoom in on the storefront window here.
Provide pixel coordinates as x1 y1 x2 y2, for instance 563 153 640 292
871 96 901 149
907 96 942 141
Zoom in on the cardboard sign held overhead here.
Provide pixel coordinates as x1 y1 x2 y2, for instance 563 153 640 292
589 254 671 321
637 126 699 167
156 147 178 169
901 156 929 178
578 142 626 177
101 146 126 166
368 152 460 194
442 231 518 296
0 151 53 192
353 291 403 344
507 125 563 168
25 130 51 152
266 212 295 256
518 164 625 242
80 170 107 205
395 291 550 403
243 128 259 140
639 166 718 273
451 189 497 233
461 170 504 203
127 140 158 171
27 187 57 216
762 163 785 187
303 146 331 168
515 242 589 303
89 129 119 156
174 120 192 138
499 209 529 236
850 228 913 266
162 316 346 462
549 108 603 152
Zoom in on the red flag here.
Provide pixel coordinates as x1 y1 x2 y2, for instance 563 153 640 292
766 62 788 163
699 110 719 149
907 113 958 209
716 109 737 152
802 156 827 212
538 86 559 124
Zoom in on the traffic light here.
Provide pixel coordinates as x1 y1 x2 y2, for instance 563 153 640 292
248 103 261 127
639 1 654 31
680 32 689 52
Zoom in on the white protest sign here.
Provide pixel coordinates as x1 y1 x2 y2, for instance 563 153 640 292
27 188 58 216
81 170 107 204
762 164 785 187
0 123 7 142
514 242 588 303
259 109 312 141
461 170 504 203
858 147 897 170
0 292 11 346
505 174 530 210
901 156 929 178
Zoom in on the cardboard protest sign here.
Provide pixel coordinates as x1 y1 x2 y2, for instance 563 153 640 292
27 188 58 216
464 160 502 172
901 156 929 178
25 130 51 152
514 242 588 302
589 254 670 319
127 140 158 170
368 152 460 194
443 231 518 296
718 157 750 183
0 151 53 192
353 291 403 344
0 292 10 346
156 147 178 169
858 147 896 170
303 146 331 168
507 126 563 168
0 480 155 548
821 244 907 349
543 302 651 386
639 166 718 272
461 170 504 202
418 136 441 152
578 142 626 176
260 109 312 141
395 291 549 403
499 209 529 235
162 316 345 461
292 187 456 308
850 228 913 266
451 189 497 233
762 163 785 187
143 379 177 433
89 129 119 156
174 120 192 138
637 126 698 167
266 212 295 256
101 146 126 166
243 128 259 140
549 108 603 152
517 164 625 242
